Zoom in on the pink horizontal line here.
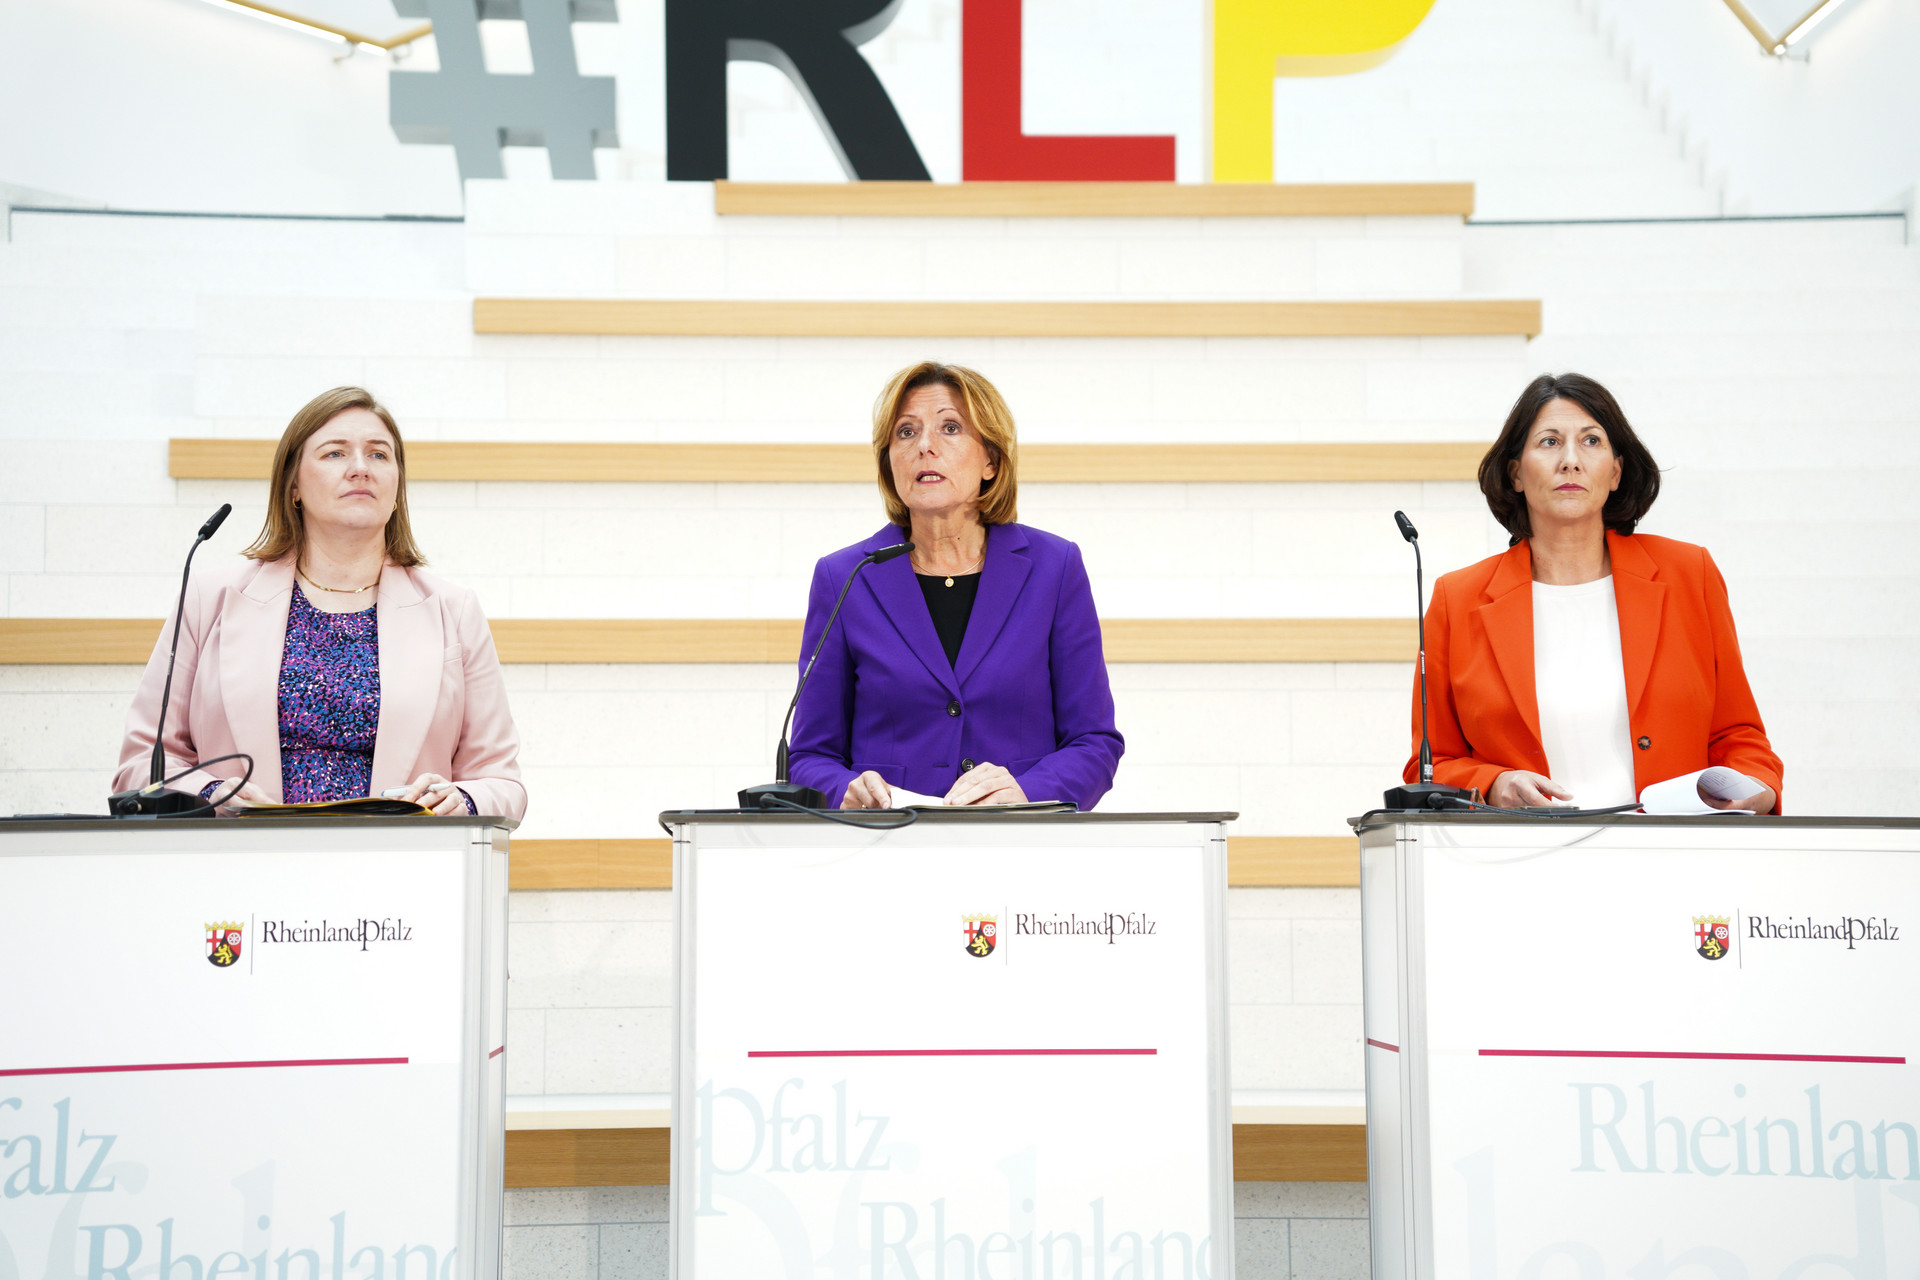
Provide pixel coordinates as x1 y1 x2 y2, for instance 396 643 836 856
0 1056 408 1078
1367 1038 1400 1053
489 1046 505 1059
748 1048 1157 1058
1480 1049 1905 1065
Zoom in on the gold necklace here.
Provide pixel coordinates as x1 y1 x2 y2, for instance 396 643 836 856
915 554 983 588
298 567 380 594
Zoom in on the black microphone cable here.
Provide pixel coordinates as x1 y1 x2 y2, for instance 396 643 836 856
148 752 256 819
1359 797 1642 822
761 794 920 830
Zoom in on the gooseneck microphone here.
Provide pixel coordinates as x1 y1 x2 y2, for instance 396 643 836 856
738 540 913 810
1382 512 1471 811
109 503 232 817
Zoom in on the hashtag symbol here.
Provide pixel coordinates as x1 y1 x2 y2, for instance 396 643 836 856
390 0 618 181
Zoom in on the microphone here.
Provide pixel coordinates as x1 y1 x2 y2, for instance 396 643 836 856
109 503 232 817
1382 511 1471 811
738 540 913 811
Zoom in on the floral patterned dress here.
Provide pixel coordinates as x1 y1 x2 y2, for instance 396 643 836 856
202 587 472 811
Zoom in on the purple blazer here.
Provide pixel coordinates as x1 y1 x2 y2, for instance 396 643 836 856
788 522 1124 810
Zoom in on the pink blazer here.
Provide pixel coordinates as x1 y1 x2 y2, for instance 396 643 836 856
113 556 527 821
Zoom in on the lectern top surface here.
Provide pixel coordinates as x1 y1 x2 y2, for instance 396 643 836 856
1350 810 1920 835
0 814 519 833
662 808 1237 827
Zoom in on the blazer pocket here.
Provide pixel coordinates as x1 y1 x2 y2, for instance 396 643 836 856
851 762 905 785
442 643 465 664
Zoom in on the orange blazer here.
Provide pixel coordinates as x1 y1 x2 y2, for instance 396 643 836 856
114 556 527 820
1403 531 1783 810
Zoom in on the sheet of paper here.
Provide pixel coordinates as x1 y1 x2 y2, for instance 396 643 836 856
888 786 950 807
1637 766 1758 815
880 786 1075 813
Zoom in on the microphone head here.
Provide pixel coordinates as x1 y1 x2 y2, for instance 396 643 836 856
868 541 913 565
1393 510 1418 544
199 503 233 540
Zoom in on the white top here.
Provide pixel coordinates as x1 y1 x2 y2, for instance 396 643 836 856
1532 576 1637 807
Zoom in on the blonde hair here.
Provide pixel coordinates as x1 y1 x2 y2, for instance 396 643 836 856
870 362 1019 528
243 386 426 567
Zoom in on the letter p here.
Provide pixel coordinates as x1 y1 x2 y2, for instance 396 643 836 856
1212 0 1438 182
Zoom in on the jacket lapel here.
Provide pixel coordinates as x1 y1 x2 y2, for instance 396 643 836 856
955 523 1031 688
1475 541 1541 748
1608 530 1665 715
862 527 959 698
369 564 442 793
221 558 293 797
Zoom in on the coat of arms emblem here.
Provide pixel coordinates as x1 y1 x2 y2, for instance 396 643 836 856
1693 915 1730 961
207 921 244 968
964 914 997 959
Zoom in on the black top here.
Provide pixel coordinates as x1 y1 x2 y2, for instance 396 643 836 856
916 572 981 668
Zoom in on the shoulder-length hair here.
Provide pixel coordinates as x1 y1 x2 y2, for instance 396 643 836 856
870 362 1019 528
243 386 426 566
1478 373 1661 539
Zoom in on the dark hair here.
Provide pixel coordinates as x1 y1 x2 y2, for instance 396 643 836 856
1478 373 1660 539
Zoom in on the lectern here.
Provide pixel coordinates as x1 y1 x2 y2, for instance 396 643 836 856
663 809 1236 1279
1356 812 1920 1277
0 816 513 1280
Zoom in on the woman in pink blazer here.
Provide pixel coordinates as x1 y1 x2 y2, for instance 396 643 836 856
114 387 526 820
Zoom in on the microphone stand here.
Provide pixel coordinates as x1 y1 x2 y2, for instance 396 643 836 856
1383 511 1472 811
109 504 232 817
739 541 913 811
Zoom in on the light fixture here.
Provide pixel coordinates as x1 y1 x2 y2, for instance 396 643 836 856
1779 0 1851 48
1720 0 1858 56
191 0 432 52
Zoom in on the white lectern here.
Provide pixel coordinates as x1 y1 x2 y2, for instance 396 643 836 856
0 816 513 1280
664 809 1236 1279
1357 812 1920 1278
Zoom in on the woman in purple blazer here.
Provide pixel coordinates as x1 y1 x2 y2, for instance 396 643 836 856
788 362 1124 811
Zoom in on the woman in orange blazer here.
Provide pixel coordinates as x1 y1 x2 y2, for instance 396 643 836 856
1407 373 1781 812
114 386 527 820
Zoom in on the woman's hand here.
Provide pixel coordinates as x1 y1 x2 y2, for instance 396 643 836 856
1488 770 1574 809
841 771 893 810
398 772 468 816
210 778 272 815
945 763 1027 807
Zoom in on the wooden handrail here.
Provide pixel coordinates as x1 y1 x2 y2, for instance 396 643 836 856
472 298 1544 339
505 1119 1366 1185
208 0 432 48
508 836 1360 890
714 180 1474 218
0 617 1413 665
167 439 1489 484
1719 0 1850 54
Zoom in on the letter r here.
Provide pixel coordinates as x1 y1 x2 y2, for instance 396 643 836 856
665 0 929 180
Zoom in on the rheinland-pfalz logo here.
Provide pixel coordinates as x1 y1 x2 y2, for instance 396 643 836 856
963 914 997 958
259 918 413 949
205 921 243 968
1016 912 1158 944
1694 915 1731 961
1689 911 1902 962
1749 913 1900 950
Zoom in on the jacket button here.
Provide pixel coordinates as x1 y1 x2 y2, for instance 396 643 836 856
961 757 977 773
947 700 961 717
1637 736 1652 750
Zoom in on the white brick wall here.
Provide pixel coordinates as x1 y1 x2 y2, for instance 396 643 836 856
7 182 1919 1141
6 194 1919 823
